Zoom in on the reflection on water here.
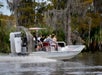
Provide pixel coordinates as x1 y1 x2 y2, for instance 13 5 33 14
0 52 102 75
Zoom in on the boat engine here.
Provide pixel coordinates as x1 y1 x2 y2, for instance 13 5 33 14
10 31 29 55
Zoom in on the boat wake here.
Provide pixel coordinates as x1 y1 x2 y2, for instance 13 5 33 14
0 55 57 63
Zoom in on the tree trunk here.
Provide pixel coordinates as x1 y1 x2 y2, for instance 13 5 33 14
66 11 72 45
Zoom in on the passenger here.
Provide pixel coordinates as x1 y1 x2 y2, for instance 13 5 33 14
44 34 52 42
33 35 37 50
50 34 58 50
37 35 42 42
40 35 46 42
33 33 41 51
35 35 43 51
51 34 57 42
42 35 51 51
44 34 58 51
36 43 42 51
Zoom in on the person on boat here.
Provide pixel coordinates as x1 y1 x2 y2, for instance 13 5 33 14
40 35 46 42
44 34 58 51
41 34 51 51
44 34 51 42
50 34 58 50
33 34 37 49
52 34 57 42
33 32 41 51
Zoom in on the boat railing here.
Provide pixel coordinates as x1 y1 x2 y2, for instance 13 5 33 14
57 41 66 47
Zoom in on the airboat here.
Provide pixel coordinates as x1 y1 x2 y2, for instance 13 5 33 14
9 26 85 60
30 43 85 60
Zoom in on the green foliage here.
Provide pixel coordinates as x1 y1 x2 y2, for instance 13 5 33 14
48 0 67 9
0 21 9 53
37 24 54 36
0 15 15 53
71 12 102 51
56 29 65 41
0 25 15 53
6 0 101 52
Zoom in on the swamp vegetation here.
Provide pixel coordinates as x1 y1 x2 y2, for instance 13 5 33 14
0 0 101 53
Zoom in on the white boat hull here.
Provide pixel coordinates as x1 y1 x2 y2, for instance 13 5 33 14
30 45 85 60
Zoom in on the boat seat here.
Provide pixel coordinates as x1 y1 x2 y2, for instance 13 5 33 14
43 42 50 46
42 42 50 51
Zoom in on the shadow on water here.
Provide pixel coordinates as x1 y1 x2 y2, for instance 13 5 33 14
0 52 102 75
